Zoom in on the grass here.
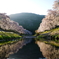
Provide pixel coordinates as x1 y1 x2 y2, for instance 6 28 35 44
0 31 22 45
40 27 59 35
43 40 59 47
0 31 21 40
35 27 59 47
0 39 21 46
36 38 59 47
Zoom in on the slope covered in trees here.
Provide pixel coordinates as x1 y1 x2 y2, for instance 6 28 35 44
36 0 59 47
9 13 45 34
36 0 59 33
0 13 32 35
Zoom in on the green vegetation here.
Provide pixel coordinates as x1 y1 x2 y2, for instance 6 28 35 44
35 27 59 35
36 27 59 47
40 27 59 35
0 40 20 45
43 41 59 47
36 38 59 47
9 13 45 34
0 31 21 43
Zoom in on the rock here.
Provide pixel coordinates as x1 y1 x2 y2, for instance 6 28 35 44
0 13 32 35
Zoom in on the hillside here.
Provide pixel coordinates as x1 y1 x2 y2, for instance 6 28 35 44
0 13 32 35
35 0 59 47
36 27 59 47
9 13 45 34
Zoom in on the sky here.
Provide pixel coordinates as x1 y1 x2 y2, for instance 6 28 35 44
0 0 55 15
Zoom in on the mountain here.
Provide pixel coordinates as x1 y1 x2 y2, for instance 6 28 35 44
9 13 45 34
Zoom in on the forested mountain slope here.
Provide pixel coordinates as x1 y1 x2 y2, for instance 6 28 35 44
9 13 45 34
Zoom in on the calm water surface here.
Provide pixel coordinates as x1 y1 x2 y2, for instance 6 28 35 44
9 40 45 59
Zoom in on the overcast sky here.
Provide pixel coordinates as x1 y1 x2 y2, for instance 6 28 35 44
0 0 55 15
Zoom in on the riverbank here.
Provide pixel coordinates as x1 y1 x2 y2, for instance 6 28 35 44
9 40 44 59
36 41 59 59
35 27 59 47
0 37 32 59
0 31 22 46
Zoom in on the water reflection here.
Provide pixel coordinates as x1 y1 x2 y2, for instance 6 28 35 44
9 40 44 59
7 58 46 59
0 38 32 59
39 58 46 59
36 41 59 59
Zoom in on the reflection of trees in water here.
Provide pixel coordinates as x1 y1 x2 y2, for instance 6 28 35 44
0 39 31 59
9 40 44 59
36 41 59 59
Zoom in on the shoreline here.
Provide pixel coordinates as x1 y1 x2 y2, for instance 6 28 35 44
0 38 32 59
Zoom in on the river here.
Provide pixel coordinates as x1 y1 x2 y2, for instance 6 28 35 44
6 38 59 59
8 40 45 59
